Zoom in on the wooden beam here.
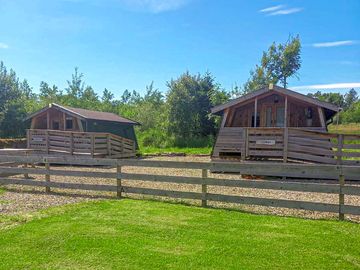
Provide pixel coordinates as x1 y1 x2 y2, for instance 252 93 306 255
63 112 66 131
46 111 50 129
284 96 288 127
221 109 229 128
318 107 326 128
30 118 36 129
77 118 84 132
254 97 258 127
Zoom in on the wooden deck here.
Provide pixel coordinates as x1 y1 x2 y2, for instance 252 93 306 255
26 129 136 158
212 127 360 166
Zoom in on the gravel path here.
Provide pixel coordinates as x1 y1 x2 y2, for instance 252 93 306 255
1 156 359 222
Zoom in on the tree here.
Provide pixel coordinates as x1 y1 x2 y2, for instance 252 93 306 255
344 88 358 110
244 35 301 92
167 71 222 142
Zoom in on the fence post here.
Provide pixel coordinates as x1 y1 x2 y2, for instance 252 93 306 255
117 164 122 198
339 173 345 221
45 130 49 154
283 128 288 163
201 169 208 207
26 129 30 149
107 134 111 157
45 160 51 193
23 163 29 179
337 134 343 165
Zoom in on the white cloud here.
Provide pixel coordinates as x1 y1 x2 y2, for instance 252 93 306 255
259 5 284 13
120 0 189 13
312 40 357 48
269 8 303 16
292 83 360 90
0 42 9 49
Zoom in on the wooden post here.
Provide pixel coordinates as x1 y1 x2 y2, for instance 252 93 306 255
45 161 50 193
284 96 288 127
318 107 326 128
63 112 66 130
221 109 229 128
46 110 50 129
45 130 49 154
254 97 258 127
91 134 95 158
201 169 208 207
241 128 247 161
339 174 345 221
26 129 30 149
283 128 288 163
117 164 122 198
107 134 111 157
70 132 74 155
23 163 29 179
337 134 344 165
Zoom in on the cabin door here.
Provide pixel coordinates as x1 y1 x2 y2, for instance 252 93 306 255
263 105 285 127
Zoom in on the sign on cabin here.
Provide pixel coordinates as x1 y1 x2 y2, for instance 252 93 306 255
256 140 275 145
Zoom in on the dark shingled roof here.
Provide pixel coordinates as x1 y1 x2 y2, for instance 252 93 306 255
63 105 139 124
25 103 139 125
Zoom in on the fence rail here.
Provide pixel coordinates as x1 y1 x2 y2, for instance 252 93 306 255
26 129 136 158
0 155 360 220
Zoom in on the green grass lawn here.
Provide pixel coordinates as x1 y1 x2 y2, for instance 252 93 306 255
0 200 360 269
140 146 211 155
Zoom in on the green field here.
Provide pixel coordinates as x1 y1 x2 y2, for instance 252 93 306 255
0 199 359 269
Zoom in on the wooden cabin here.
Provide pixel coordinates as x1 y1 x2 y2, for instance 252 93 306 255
25 103 139 158
210 85 358 165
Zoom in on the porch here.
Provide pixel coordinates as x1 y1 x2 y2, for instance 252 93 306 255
212 127 360 166
26 129 136 158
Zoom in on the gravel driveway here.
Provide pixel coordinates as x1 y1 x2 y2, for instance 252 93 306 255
1 156 359 222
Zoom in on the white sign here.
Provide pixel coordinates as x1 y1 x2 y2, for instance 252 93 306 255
256 140 275 145
33 137 44 142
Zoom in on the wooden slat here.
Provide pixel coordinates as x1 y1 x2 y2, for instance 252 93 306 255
287 152 337 165
122 186 202 200
206 193 339 213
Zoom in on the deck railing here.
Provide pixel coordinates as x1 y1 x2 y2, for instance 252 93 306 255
213 127 360 166
26 129 136 158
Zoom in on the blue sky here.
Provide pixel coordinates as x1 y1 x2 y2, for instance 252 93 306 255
0 0 359 97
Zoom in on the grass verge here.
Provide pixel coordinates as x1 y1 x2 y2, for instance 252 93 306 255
0 199 360 269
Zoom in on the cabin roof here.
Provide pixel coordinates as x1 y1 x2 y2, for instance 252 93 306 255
25 103 140 125
211 85 341 114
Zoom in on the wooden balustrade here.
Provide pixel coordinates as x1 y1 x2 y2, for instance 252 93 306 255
26 129 136 158
212 127 360 166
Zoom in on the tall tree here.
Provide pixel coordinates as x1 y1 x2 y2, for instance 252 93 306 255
244 35 301 92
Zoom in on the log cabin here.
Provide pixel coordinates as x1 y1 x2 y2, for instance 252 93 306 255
24 103 139 158
210 84 358 165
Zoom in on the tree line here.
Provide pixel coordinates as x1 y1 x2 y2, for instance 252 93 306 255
0 36 359 147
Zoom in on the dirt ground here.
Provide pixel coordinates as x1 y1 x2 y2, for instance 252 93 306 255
1 156 360 222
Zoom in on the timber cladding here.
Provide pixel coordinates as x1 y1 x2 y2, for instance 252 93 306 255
0 155 360 220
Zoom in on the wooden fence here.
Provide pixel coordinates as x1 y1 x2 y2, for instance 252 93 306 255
1 155 360 220
213 127 360 166
26 129 136 158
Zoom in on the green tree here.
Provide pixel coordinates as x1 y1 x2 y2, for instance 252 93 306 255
244 35 301 92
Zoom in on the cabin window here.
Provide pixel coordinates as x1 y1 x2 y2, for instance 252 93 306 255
66 118 73 130
52 120 60 130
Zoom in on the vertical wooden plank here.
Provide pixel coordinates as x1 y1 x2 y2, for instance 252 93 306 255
46 110 50 129
45 161 50 193
26 129 30 149
221 109 229 128
337 134 344 165
339 174 345 221
254 97 258 127
46 130 49 154
30 118 36 129
284 96 288 127
241 128 247 161
283 128 288 163
107 134 112 157
318 107 326 128
70 132 74 155
77 118 84 132
63 112 66 131
23 163 29 179
201 169 208 207
91 134 95 158
117 165 122 198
